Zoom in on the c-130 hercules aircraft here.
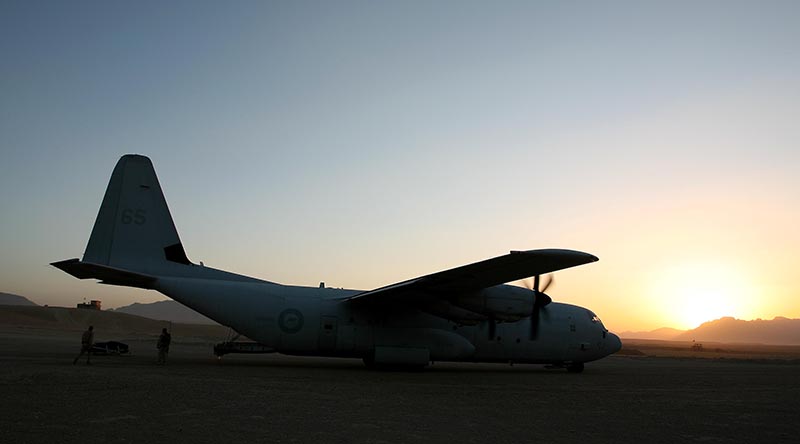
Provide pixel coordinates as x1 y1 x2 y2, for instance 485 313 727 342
53 155 621 371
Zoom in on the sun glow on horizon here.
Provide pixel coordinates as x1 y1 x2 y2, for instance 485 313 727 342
649 261 756 330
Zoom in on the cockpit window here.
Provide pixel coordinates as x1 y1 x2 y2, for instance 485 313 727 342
588 310 605 328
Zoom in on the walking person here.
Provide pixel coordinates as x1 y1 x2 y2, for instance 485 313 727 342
73 326 94 365
157 328 171 364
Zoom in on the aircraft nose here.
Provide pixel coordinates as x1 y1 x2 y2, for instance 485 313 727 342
608 332 622 354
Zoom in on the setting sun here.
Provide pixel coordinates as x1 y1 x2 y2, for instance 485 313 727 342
649 261 754 330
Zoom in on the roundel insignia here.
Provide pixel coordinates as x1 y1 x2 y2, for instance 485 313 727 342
278 309 304 334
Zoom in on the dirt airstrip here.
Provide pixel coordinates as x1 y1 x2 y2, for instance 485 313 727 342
1 307 799 443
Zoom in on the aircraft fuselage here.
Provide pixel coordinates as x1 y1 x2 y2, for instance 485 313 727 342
155 276 619 366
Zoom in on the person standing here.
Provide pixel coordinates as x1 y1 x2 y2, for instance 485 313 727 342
157 328 171 364
73 326 94 365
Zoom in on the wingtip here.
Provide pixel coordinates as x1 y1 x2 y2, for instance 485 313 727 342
510 249 599 263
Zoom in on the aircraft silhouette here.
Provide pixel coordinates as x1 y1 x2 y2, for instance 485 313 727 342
53 155 621 371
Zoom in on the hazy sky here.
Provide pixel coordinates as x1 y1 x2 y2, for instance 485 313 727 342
1 1 798 331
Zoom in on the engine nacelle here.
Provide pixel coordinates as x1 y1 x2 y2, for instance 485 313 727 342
421 299 488 325
450 285 534 321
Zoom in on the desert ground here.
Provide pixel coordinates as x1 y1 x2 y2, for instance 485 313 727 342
1 306 799 443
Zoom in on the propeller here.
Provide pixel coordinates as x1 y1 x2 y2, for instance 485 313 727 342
487 275 554 341
524 274 553 340
520 274 553 293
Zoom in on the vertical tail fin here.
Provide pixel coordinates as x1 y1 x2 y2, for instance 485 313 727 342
82 154 191 273
53 154 265 285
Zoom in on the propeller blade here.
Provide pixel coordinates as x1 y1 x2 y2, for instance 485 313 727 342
530 274 553 340
488 316 496 341
541 274 554 293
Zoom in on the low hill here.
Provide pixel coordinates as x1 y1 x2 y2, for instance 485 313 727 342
619 327 684 340
674 317 800 345
0 305 228 340
0 292 37 306
113 300 217 325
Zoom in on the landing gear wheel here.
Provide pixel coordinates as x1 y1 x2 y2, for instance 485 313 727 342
566 362 584 373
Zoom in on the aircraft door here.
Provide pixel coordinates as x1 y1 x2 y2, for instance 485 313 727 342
318 316 338 352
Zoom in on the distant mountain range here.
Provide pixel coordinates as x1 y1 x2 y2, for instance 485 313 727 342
621 317 800 345
112 300 218 325
673 317 800 345
618 327 685 341
0 292 37 306
0 293 217 325
0 304 227 338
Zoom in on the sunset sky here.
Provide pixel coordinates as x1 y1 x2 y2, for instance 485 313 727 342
1 1 798 332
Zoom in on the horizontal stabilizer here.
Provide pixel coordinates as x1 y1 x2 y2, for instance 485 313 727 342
51 258 157 289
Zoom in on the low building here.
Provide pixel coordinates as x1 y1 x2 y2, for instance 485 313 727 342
77 300 102 310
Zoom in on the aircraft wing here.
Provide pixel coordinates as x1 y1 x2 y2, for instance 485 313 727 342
346 249 598 304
